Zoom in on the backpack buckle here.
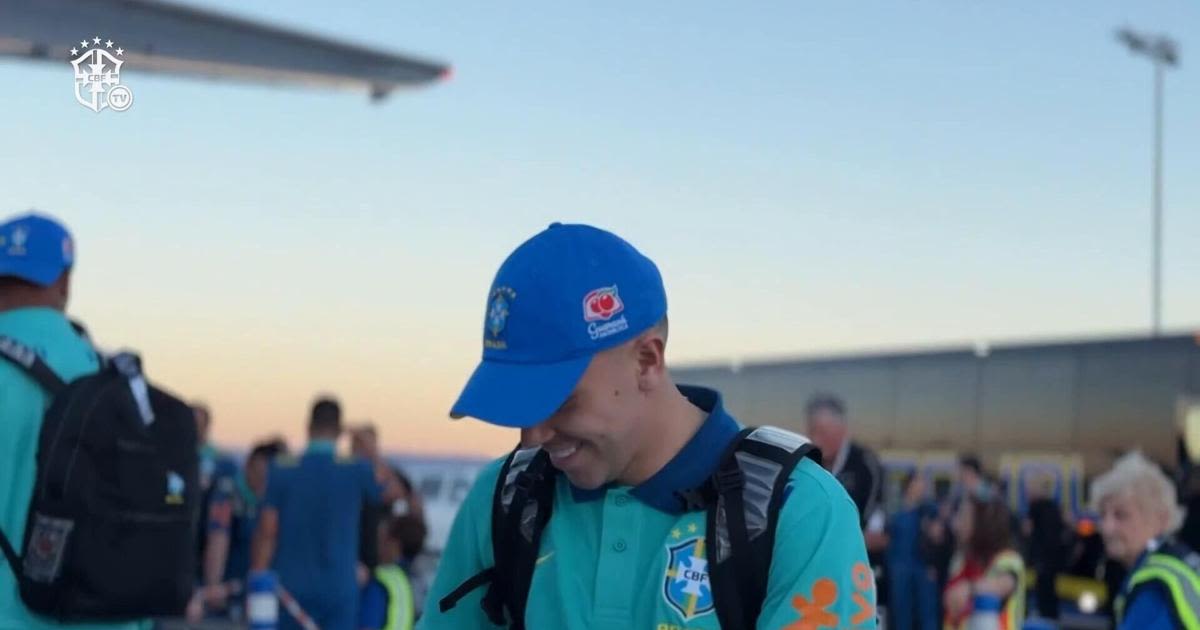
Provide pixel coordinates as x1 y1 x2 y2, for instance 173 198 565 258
513 469 542 495
676 487 713 511
715 467 744 493
110 353 144 378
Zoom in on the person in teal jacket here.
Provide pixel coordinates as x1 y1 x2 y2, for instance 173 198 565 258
419 222 876 629
0 211 148 630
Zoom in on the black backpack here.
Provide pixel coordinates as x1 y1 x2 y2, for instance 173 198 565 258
439 425 819 630
0 335 200 622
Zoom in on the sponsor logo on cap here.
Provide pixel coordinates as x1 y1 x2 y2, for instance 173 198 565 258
584 286 629 341
583 286 624 322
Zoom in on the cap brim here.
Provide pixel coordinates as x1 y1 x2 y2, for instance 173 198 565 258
449 354 592 428
0 261 64 286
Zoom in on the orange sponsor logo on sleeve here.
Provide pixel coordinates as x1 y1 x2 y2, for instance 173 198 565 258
785 578 838 630
785 563 877 630
850 562 876 625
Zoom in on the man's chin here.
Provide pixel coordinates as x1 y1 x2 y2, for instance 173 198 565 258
563 470 607 491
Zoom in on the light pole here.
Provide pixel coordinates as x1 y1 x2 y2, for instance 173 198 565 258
1116 27 1179 336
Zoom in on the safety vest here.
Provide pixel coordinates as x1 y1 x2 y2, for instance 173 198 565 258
375 564 415 630
991 550 1026 630
1115 540 1200 630
943 549 1026 630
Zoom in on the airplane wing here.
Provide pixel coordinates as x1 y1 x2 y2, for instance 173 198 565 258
0 0 449 100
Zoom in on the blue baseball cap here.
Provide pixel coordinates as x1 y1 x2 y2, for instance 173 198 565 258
0 212 75 286
450 223 668 428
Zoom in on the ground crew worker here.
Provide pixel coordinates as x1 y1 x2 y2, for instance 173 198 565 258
942 495 1026 630
419 222 876 629
1093 451 1200 630
359 515 426 630
0 211 148 630
251 397 403 630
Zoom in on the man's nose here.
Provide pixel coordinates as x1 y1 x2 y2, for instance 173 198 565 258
521 421 556 448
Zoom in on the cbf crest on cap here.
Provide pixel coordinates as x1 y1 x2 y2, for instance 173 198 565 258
485 286 516 350
450 223 668 428
0 212 75 287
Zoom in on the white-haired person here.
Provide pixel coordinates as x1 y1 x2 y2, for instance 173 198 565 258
1093 451 1200 630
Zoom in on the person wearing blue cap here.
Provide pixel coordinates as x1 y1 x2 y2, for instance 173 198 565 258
419 223 876 629
0 212 148 630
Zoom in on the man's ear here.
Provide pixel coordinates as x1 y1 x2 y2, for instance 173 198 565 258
634 329 667 391
54 268 72 309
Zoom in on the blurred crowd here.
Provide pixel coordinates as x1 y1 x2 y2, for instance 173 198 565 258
184 390 1200 630
187 399 435 630
803 393 1200 630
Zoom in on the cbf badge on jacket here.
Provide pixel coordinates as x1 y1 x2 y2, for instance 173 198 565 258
663 535 715 621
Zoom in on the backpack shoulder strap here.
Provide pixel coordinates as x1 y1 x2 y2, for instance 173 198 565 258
0 523 20 579
438 445 557 630
0 336 69 579
485 446 556 629
707 426 819 630
0 336 65 394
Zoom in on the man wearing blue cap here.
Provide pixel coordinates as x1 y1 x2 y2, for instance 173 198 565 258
419 223 876 629
0 212 147 629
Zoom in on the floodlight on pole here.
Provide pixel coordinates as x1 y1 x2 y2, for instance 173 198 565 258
1116 27 1178 336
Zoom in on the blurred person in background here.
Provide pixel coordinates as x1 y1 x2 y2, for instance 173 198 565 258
251 397 405 630
1022 477 1067 620
190 438 288 623
358 514 428 630
805 393 887 596
957 455 992 504
1093 451 1200 630
923 497 958 622
805 394 885 532
943 495 1026 630
886 471 939 630
351 423 422 579
193 403 239 583
1178 470 1200 552
0 212 146 630
1175 434 1200 551
929 452 995 615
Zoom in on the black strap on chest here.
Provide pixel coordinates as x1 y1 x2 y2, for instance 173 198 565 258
699 427 819 630
438 446 556 629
